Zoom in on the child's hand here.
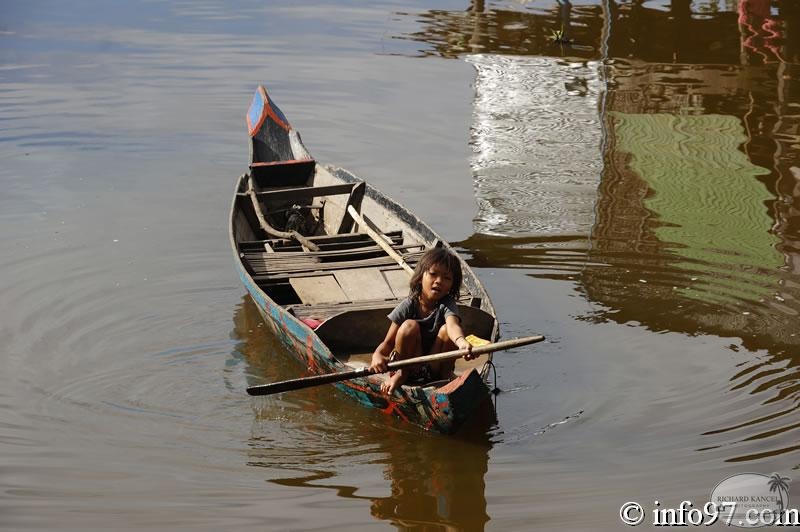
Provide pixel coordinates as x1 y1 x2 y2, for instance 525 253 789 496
457 338 475 360
369 353 388 373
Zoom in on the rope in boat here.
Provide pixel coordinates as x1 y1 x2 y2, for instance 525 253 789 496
487 359 500 395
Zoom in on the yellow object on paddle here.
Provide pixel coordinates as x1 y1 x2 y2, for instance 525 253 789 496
465 334 490 347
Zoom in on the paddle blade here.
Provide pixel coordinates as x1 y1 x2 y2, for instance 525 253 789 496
247 366 370 396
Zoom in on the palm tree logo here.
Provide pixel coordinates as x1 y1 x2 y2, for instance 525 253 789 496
768 473 791 511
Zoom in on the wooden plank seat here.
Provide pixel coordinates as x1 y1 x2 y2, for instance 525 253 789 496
238 230 404 252
288 275 348 305
245 248 425 274
289 298 401 320
335 268 397 301
288 268 397 306
242 243 425 270
243 239 425 278
267 234 405 253
288 290 476 320
236 183 358 202
382 268 411 298
250 250 426 282
237 183 355 202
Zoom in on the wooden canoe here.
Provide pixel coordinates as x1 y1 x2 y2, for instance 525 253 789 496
231 85 500 434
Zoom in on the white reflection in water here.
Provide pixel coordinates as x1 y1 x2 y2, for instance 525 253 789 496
467 54 603 237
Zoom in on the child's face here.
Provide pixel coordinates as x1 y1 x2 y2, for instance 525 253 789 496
421 262 453 302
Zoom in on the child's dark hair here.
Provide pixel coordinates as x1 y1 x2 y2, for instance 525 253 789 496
409 247 463 299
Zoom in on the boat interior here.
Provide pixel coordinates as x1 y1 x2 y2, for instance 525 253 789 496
315 305 496 379
234 160 483 313
232 160 497 378
233 87 497 381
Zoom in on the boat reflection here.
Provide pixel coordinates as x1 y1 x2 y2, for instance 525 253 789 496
267 431 492 531
233 296 493 530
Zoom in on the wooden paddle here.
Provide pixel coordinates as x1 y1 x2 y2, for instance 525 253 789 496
347 205 415 275
246 335 545 396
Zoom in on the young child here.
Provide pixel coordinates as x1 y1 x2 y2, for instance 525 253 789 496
369 247 474 395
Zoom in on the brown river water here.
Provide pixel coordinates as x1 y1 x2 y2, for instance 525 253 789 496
2 1 799 530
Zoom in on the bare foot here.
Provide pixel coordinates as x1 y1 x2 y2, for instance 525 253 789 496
380 370 406 395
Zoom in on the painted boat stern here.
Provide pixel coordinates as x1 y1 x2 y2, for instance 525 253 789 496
428 369 490 434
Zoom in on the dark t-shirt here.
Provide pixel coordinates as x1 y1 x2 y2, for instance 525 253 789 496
387 295 459 354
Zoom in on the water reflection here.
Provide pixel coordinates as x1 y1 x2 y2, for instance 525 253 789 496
394 0 599 59
467 54 603 237
599 112 780 303
263 433 491 531
233 297 492 530
395 1 800 465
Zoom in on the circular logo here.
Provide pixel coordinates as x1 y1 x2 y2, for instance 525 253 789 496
710 473 790 528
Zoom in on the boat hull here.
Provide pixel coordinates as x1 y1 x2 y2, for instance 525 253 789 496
232 85 498 434
237 258 491 434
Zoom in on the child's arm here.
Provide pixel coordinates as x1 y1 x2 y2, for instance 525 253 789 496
445 315 475 360
369 321 400 373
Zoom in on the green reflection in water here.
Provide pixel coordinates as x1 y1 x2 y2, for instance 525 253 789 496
611 112 781 304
